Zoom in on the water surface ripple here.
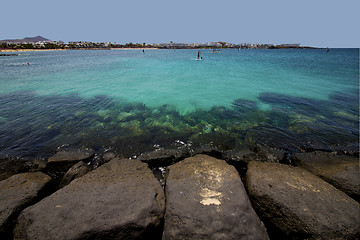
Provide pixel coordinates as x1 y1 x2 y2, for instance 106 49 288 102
0 49 358 158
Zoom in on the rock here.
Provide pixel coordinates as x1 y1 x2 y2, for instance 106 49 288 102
0 53 18 56
137 148 190 167
45 148 94 179
14 158 165 240
291 151 360 201
221 149 253 162
0 172 51 238
58 161 92 188
303 142 359 157
0 158 30 181
243 145 287 164
0 157 46 181
246 161 360 239
47 148 94 165
101 152 116 162
163 154 269 240
193 145 223 158
151 166 167 188
88 151 117 169
222 149 254 178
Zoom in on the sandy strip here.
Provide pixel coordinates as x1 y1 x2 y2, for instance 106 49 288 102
1 48 160 52
0 49 66 53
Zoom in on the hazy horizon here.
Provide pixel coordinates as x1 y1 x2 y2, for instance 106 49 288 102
1 0 359 48
0 35 337 48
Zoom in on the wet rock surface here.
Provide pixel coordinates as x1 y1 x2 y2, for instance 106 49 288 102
101 151 117 162
137 148 191 167
45 148 95 181
58 161 92 188
0 157 46 181
221 149 253 162
246 161 360 240
243 145 288 164
163 154 269 240
0 172 51 238
291 151 360 201
47 148 94 165
14 158 165 240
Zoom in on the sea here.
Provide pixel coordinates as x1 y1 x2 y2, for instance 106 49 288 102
0 48 359 158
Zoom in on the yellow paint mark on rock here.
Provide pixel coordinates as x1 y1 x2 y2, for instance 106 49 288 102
200 188 222 206
286 181 307 191
285 181 321 193
194 160 228 207
201 198 221 205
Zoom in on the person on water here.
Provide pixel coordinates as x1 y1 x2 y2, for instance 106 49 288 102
197 50 202 60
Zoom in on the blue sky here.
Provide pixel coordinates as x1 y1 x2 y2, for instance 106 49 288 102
1 0 359 47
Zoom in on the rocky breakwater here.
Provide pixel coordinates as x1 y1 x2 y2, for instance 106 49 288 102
0 146 359 239
291 151 360 201
14 158 165 240
0 172 51 239
246 161 360 239
162 154 269 240
45 148 95 181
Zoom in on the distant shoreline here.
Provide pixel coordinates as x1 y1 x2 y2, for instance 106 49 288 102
1 47 324 53
0 49 66 53
0 48 163 53
110 48 159 50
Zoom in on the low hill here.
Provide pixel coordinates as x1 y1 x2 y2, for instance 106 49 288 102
0 36 51 43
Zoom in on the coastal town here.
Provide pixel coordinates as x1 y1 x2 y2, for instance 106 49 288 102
0 36 310 50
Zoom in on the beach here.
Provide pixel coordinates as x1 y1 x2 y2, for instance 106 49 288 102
0 48 161 53
0 49 66 53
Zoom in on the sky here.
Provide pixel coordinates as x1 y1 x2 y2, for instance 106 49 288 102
1 0 359 48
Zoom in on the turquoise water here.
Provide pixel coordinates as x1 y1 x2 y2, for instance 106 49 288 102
0 49 359 157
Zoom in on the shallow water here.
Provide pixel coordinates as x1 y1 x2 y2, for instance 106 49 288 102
0 49 358 158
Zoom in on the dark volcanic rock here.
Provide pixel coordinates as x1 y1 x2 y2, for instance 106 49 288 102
291 151 360 201
243 145 287 164
0 54 18 56
47 148 94 165
221 149 254 178
137 148 190 167
0 172 51 238
192 145 223 158
101 152 116 162
14 158 165 240
0 158 46 181
58 161 92 188
45 148 94 179
221 149 253 162
246 161 360 239
163 155 269 240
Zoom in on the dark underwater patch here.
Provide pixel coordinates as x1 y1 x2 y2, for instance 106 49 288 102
258 92 326 115
0 91 358 158
328 90 359 114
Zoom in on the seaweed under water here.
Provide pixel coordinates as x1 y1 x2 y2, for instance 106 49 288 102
0 89 358 159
